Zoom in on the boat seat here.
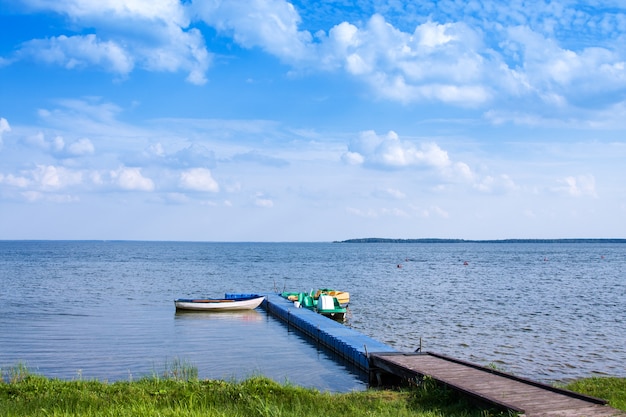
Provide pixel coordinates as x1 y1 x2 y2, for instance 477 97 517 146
302 295 315 309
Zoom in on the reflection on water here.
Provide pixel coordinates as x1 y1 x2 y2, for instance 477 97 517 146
174 309 264 322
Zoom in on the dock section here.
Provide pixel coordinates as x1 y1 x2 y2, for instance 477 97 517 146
262 293 396 371
227 292 396 371
370 352 625 417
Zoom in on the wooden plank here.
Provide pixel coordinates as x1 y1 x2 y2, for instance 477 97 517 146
369 352 625 417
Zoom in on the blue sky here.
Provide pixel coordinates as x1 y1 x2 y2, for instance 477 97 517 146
1 0 625 241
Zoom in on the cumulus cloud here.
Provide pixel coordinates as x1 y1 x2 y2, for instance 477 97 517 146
316 15 491 105
19 130 94 158
341 151 365 165
30 165 83 190
19 35 134 74
345 130 452 169
509 26 618 85
199 4 624 112
110 167 155 191
179 168 219 192
23 0 189 24
192 0 311 62
13 0 210 84
7 0 626 112
0 173 30 188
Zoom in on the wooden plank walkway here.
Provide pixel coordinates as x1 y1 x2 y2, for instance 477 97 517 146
369 352 625 417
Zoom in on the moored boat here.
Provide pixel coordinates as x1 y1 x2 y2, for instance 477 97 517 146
316 295 347 321
281 291 347 321
315 289 350 307
174 295 265 311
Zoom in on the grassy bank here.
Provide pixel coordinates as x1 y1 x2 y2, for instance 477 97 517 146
562 377 626 411
1 365 625 417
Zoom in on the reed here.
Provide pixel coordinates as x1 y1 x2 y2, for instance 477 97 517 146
155 357 199 382
1 363 30 384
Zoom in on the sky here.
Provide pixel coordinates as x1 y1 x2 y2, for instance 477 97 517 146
1 0 625 242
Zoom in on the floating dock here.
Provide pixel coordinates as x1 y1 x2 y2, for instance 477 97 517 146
235 293 397 371
228 293 624 416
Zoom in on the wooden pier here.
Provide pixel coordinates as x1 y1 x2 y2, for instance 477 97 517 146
369 352 625 417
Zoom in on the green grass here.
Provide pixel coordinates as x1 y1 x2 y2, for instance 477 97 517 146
563 377 626 411
1 364 624 417
0 364 508 417
0 375 502 417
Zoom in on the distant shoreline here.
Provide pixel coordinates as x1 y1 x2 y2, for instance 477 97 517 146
335 238 626 243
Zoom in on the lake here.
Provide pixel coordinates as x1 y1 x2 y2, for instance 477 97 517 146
0 241 624 391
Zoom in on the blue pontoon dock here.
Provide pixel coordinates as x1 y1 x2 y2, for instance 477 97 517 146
227 292 396 371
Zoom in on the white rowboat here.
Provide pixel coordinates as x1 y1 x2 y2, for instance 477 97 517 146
174 295 265 311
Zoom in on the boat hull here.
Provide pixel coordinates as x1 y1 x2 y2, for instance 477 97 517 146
174 296 265 311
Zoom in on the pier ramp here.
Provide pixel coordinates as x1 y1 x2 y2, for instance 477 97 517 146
370 352 625 417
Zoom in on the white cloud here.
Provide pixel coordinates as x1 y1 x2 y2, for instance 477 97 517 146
192 0 311 62
0 117 10 147
430 205 449 218
341 151 364 165
556 175 597 198
110 167 155 191
41 98 123 124
52 136 65 152
24 131 48 149
415 21 456 48
345 130 452 169
23 0 189 24
377 187 406 199
19 35 134 74
474 174 517 194
408 204 450 219
254 193 274 208
179 168 219 192
1 174 30 188
68 138 95 156
9 0 626 113
346 207 378 218
19 130 93 157
347 205 431 219
31 165 83 190
503 26 626 105
14 0 210 83
317 15 491 105
220 5 623 111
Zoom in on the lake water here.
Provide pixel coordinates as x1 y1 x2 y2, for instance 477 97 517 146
0 241 624 391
